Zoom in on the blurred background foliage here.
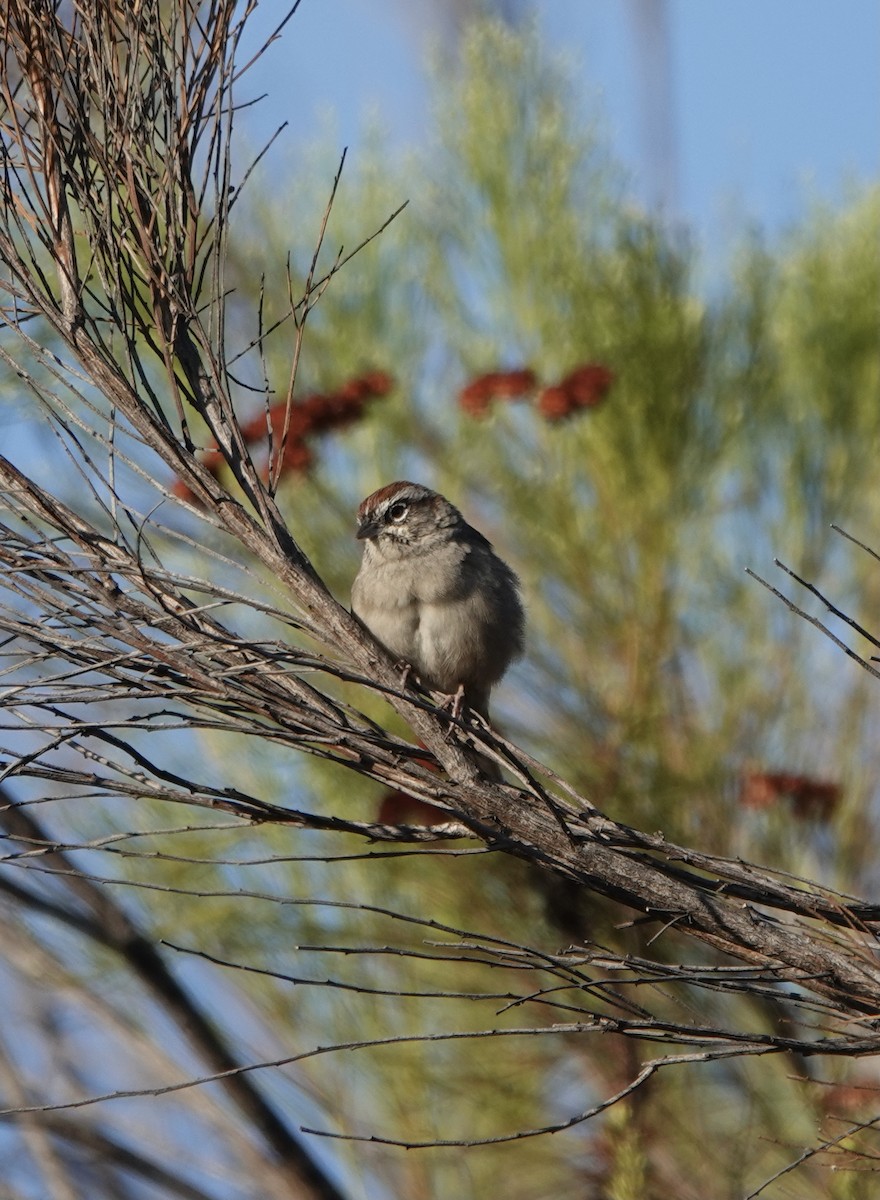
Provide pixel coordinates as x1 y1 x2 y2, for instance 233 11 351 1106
3 17 880 1200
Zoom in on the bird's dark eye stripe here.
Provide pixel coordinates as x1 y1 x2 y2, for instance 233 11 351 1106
387 502 408 522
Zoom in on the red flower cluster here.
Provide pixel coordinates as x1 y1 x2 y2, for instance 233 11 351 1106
240 370 394 447
458 362 615 421
537 364 615 422
458 369 537 416
375 744 451 827
172 371 393 503
376 790 450 827
740 771 841 820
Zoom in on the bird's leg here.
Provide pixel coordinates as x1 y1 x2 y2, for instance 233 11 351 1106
395 660 414 691
433 684 468 739
449 683 466 721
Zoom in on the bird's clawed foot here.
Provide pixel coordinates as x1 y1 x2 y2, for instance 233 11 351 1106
395 660 414 691
436 684 468 739
448 683 466 721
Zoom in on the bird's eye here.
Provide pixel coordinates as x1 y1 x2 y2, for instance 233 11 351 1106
387 502 408 523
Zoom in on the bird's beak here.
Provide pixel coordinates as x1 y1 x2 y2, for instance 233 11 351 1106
356 517 381 540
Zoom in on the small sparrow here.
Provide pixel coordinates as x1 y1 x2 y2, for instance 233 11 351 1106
351 481 524 717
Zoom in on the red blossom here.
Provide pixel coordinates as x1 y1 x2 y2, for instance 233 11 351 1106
339 370 394 400
252 371 396 477
202 449 225 478
535 363 615 422
300 390 361 431
537 385 576 422
740 771 841 820
171 372 393 495
492 368 537 397
375 743 454 826
458 368 537 416
240 405 311 445
291 371 395 438
169 449 224 507
238 411 271 444
279 438 313 473
376 791 450 826
458 382 494 417
559 363 615 409
170 478 200 505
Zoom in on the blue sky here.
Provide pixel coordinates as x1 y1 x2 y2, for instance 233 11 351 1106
247 1 879 252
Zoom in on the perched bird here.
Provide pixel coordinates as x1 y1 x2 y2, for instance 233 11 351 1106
351 481 524 717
